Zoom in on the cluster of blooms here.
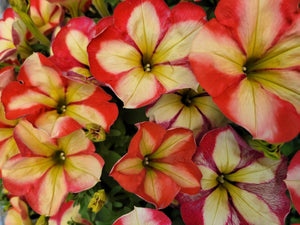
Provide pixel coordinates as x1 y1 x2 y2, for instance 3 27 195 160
0 0 299 224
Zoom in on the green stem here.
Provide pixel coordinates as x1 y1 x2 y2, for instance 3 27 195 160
92 0 110 17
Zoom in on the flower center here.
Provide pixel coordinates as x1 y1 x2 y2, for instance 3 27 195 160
143 63 152 72
179 88 198 107
143 155 151 168
57 99 67 114
53 150 66 165
217 174 225 184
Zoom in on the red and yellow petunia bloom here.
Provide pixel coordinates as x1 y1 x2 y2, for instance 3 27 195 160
2 119 104 216
177 126 290 225
1 53 118 138
110 121 201 209
190 0 300 143
5 197 32 225
112 207 171 225
88 0 206 108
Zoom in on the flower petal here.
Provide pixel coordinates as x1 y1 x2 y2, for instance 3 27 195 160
112 207 171 225
285 150 300 214
64 154 103 193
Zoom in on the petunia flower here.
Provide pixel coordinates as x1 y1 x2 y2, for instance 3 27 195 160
112 207 171 225
50 17 96 79
146 87 228 142
1 52 118 138
177 126 290 225
29 0 64 38
110 121 201 209
2 119 104 216
46 0 91 17
0 8 29 64
5 196 32 225
189 0 300 143
285 150 300 214
88 0 206 108
48 201 92 225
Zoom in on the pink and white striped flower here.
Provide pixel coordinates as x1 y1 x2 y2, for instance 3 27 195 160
177 126 290 225
1 53 118 138
2 119 104 216
146 88 228 142
189 0 300 143
88 0 206 108
285 150 300 214
110 121 201 209
112 207 171 225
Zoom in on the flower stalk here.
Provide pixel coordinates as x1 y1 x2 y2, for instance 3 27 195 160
92 0 110 17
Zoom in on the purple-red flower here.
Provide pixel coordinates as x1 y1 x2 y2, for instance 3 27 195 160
2 120 104 216
110 121 201 209
189 0 300 143
1 53 118 138
177 126 290 225
112 207 171 225
88 0 206 108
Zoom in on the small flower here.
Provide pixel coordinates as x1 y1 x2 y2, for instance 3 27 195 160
49 201 92 225
112 207 171 225
88 189 106 213
2 120 104 216
4 197 32 225
46 0 91 17
189 0 300 143
88 0 207 108
110 121 201 209
177 126 290 225
146 87 228 142
29 0 64 37
1 53 118 138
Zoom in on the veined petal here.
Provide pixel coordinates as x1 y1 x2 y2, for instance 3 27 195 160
252 70 300 113
215 0 287 58
212 128 241 174
151 128 195 160
2 156 55 196
58 129 94 155
14 119 57 156
213 78 300 143
153 65 198 92
198 165 218 190
26 165 67 216
18 53 65 101
112 207 171 225
113 68 165 108
151 162 201 194
64 154 103 193
224 181 280 225
129 122 166 156
113 157 144 175
226 157 281 184
1 82 57 120
66 81 97 104
146 93 183 126
203 186 231 225
285 150 300 214
91 34 141 78
34 111 82 138
189 19 246 97
153 20 203 63
143 169 180 209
